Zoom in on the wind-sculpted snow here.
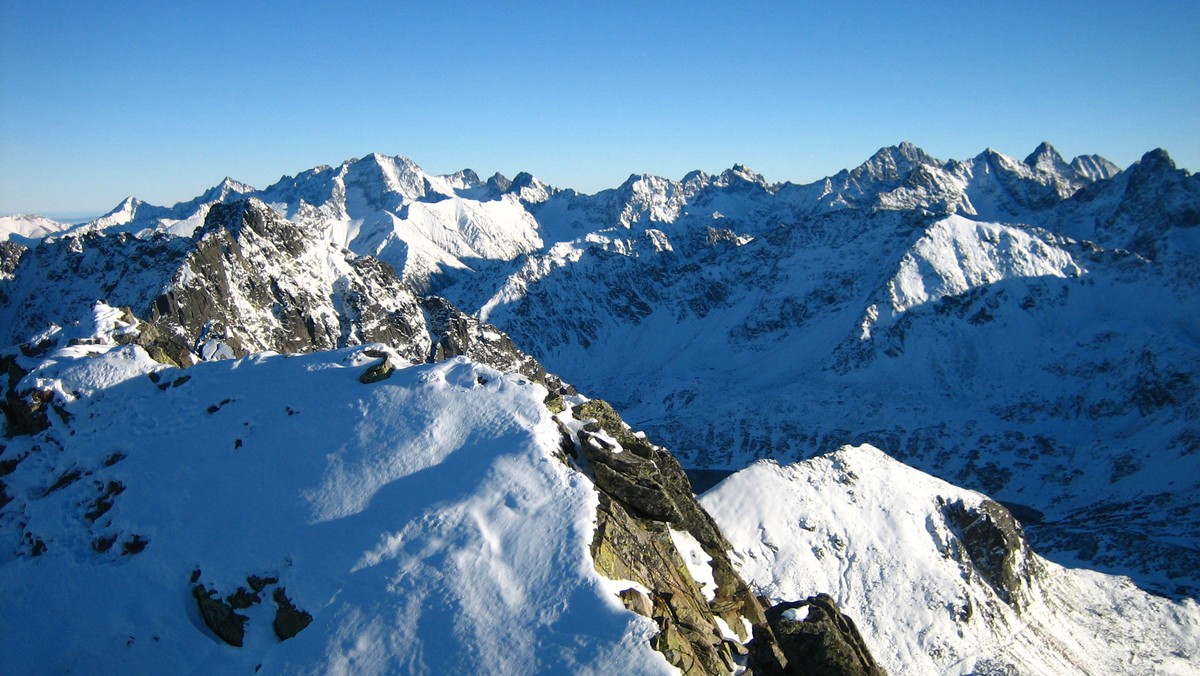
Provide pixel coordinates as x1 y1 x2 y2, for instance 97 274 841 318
0 340 673 674
702 445 1200 675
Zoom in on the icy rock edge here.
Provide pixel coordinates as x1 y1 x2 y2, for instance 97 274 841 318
560 398 884 675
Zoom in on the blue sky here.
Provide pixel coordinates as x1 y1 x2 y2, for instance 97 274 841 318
2 1 1197 218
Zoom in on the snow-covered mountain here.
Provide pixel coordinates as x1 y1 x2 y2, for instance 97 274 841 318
433 146 1200 600
0 214 71 246
3 142 1198 673
703 445 1199 675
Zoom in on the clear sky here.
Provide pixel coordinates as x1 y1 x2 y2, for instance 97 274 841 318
2 1 1197 219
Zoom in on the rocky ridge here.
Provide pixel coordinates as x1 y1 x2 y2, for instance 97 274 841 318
0 200 879 673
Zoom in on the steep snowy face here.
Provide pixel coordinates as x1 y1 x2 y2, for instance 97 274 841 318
701 446 1200 676
252 154 543 292
0 342 675 674
873 214 1083 326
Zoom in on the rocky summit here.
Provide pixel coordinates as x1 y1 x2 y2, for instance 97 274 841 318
1 143 1197 674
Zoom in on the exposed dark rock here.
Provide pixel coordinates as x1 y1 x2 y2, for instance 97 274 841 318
43 467 82 495
247 575 278 593
0 240 27 277
568 397 877 675
943 498 1041 610
271 587 313 641
193 584 248 647
749 595 886 676
84 481 125 523
1 356 50 437
225 587 260 610
420 296 573 394
358 358 394 384
121 534 149 555
101 451 126 468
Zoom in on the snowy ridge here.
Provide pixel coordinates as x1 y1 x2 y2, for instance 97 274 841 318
874 214 1083 327
702 445 1200 675
0 336 672 674
0 213 71 246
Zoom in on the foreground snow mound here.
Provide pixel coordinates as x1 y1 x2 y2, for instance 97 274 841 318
701 445 1199 675
0 345 670 675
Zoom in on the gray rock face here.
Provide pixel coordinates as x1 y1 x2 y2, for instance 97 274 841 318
190 572 312 647
0 200 559 393
749 595 886 676
568 399 879 675
148 199 432 362
943 498 1042 611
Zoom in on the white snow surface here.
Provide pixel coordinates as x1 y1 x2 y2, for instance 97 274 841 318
0 213 71 245
0 344 672 675
701 445 1200 675
882 214 1082 321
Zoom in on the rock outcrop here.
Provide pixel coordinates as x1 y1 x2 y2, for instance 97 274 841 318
943 497 1042 611
565 398 880 674
749 595 886 676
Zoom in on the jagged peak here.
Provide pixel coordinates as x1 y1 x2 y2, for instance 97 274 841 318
873 141 936 165
1069 154 1121 181
509 171 538 189
715 164 767 188
218 176 254 192
847 142 938 184
974 147 1026 171
1024 141 1068 170
1135 148 1176 171
617 172 674 191
193 176 255 204
485 172 511 192
344 152 423 176
446 168 482 187
196 197 281 239
93 196 144 222
506 171 553 203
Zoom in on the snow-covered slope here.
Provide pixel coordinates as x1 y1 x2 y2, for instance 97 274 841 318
0 332 673 674
0 304 889 675
702 445 1200 675
0 214 71 246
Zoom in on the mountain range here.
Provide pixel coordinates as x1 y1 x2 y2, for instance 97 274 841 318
1 142 1197 674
